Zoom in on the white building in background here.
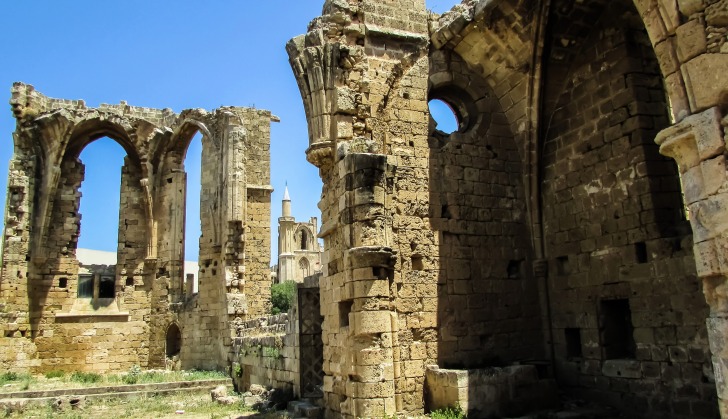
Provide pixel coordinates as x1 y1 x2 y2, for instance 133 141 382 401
275 185 323 283
76 248 200 292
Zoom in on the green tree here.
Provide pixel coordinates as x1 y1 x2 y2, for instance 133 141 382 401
271 281 296 314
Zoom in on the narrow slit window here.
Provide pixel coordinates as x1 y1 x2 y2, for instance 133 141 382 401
600 299 636 359
565 328 583 359
339 300 353 327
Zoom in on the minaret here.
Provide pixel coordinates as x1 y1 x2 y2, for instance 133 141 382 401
277 184 296 283
282 185 291 217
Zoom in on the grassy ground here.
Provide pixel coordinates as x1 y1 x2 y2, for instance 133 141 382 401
2 392 276 419
0 370 228 394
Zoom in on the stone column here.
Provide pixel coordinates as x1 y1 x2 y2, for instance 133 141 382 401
288 0 430 416
657 107 728 416
340 154 397 417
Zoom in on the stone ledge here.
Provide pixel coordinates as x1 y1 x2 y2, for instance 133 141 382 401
54 312 130 322
246 184 274 192
365 23 428 43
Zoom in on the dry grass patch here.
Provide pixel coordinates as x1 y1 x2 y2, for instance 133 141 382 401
0 370 228 394
2 392 277 419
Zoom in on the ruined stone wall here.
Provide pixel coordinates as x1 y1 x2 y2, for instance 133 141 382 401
644 0 728 416
289 0 441 416
0 86 163 372
291 0 727 417
242 109 274 321
539 1 715 417
429 49 543 369
232 313 299 397
178 122 228 370
231 276 322 398
1 83 274 374
175 108 274 371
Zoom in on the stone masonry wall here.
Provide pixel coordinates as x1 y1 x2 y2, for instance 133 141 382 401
233 313 299 397
288 0 437 416
292 0 727 417
429 48 543 369
648 0 728 415
231 278 321 398
540 1 715 417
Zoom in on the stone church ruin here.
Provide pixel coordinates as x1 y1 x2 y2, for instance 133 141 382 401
1 82 274 372
2 0 728 418
286 0 728 417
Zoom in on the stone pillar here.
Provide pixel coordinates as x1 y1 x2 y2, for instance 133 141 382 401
288 0 430 416
339 154 396 417
656 107 728 415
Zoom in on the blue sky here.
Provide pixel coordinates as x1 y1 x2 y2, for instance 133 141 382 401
0 0 459 264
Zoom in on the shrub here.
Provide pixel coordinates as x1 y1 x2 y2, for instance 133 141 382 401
270 281 296 314
0 371 20 386
20 376 31 391
122 365 142 385
44 370 65 379
262 346 281 358
233 363 243 378
431 406 467 419
0 372 18 384
70 371 101 384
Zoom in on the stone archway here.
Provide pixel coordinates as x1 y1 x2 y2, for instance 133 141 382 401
166 323 182 358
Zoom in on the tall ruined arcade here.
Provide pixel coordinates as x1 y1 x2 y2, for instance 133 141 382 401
288 0 728 417
0 83 273 373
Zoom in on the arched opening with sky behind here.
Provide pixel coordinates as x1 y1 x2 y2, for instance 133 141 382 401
0 0 461 265
184 132 203 290
77 137 126 253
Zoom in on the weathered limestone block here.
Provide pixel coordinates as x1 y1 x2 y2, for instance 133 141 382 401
676 18 708 63
682 54 728 112
657 107 724 172
706 0 728 26
658 108 727 247
425 365 557 417
678 0 706 17
602 359 643 378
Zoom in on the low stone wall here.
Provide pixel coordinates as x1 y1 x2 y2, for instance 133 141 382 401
425 365 559 417
0 333 40 373
231 275 322 399
231 312 299 397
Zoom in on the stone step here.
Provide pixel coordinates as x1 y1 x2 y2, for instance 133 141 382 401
0 378 231 400
0 378 233 410
287 399 322 419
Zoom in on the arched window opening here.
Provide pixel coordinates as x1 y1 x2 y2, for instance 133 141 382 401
76 137 125 302
300 228 308 250
429 99 459 134
77 137 126 254
299 258 310 279
184 132 203 293
166 323 182 357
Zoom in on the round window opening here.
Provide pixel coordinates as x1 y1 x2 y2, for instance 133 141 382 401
429 98 460 135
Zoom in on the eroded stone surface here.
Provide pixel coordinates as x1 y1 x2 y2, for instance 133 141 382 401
288 0 726 418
